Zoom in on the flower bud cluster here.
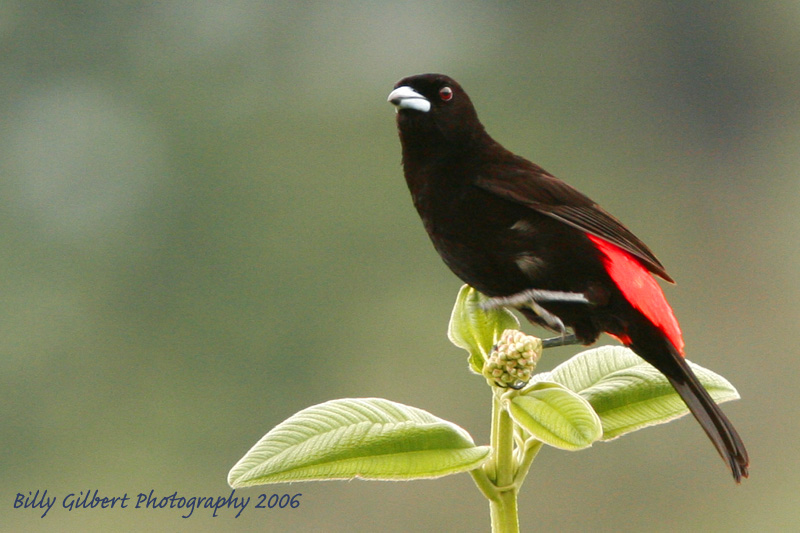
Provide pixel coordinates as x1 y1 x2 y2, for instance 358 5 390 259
483 329 542 388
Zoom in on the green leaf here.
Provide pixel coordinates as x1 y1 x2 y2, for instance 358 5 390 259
228 398 491 487
507 382 602 450
536 345 741 440
448 284 519 373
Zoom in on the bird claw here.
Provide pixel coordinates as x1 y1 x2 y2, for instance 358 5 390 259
528 299 567 335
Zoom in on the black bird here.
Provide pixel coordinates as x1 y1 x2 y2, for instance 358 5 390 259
388 73 748 481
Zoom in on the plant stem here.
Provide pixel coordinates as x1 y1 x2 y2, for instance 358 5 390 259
487 390 520 533
470 467 499 501
490 487 519 533
493 392 515 488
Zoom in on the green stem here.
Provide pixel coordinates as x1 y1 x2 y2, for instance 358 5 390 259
470 467 498 501
490 487 519 533
494 392 515 488
515 439 543 492
487 390 520 533
472 380 545 531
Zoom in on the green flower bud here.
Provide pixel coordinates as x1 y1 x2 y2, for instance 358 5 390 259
483 329 542 388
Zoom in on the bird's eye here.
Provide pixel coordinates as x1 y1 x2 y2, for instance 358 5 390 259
439 86 453 101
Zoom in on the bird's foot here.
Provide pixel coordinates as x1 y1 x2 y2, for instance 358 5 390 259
481 289 591 336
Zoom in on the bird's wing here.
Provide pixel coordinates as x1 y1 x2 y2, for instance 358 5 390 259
475 167 674 282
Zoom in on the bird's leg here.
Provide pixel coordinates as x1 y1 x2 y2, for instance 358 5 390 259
481 289 592 338
541 333 580 349
483 289 591 308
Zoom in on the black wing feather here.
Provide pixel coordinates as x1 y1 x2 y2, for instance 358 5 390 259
475 167 673 282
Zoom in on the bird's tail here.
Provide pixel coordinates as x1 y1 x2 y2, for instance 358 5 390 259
630 328 749 482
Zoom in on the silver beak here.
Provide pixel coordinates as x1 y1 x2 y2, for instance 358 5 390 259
387 86 431 113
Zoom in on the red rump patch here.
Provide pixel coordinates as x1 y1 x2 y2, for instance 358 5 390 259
587 234 684 355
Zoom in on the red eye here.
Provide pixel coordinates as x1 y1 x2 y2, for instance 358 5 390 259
439 86 453 101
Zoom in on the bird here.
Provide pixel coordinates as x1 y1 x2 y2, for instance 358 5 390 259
387 73 748 482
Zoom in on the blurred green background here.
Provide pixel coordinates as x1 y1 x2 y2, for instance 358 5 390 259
2 2 798 531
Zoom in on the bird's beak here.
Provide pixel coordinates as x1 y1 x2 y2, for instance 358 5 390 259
387 86 431 113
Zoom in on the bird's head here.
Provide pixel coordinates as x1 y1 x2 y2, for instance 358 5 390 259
388 73 485 147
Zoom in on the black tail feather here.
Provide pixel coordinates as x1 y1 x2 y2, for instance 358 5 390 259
665 357 749 482
630 329 749 482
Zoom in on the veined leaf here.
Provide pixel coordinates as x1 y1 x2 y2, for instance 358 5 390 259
534 345 741 440
508 382 602 450
448 284 519 373
228 398 490 487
